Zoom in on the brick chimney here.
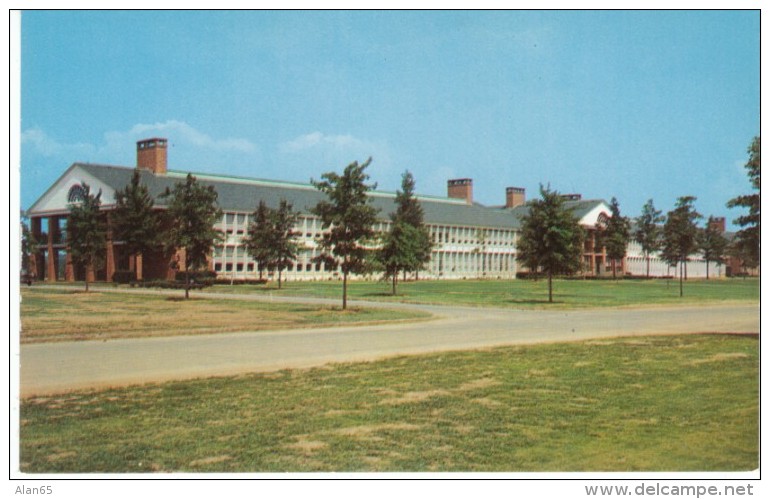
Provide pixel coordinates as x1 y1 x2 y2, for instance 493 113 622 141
506 187 526 208
447 178 473 204
709 217 726 233
137 138 168 174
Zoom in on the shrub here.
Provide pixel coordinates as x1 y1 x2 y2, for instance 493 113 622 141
175 270 217 287
112 270 136 284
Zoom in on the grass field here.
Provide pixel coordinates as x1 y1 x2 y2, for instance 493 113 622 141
19 288 429 343
20 333 758 472
206 277 759 308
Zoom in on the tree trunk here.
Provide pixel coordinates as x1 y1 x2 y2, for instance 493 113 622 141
278 269 283 289
548 270 553 303
392 272 398 296
706 260 710 280
342 271 348 310
612 259 617 280
185 269 190 300
679 260 684 298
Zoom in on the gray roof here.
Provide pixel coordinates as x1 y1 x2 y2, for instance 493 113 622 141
507 198 608 223
70 163 523 230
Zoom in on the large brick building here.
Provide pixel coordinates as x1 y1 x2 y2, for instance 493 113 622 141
25 138 729 283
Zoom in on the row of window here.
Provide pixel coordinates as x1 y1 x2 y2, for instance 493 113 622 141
214 262 339 273
217 214 518 248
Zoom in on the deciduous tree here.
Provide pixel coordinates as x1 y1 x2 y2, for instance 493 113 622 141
243 201 273 281
112 169 160 280
516 185 585 303
598 197 630 279
634 199 664 279
21 220 39 283
661 196 702 297
161 174 223 299
269 200 301 289
67 183 105 292
312 158 379 309
700 216 729 280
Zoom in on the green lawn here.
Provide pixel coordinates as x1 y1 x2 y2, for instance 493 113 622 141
20 287 429 343
207 277 759 309
20 333 758 472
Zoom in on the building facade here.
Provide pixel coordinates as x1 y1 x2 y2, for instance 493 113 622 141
25 138 734 284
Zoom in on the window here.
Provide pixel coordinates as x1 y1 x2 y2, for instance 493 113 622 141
237 263 244 272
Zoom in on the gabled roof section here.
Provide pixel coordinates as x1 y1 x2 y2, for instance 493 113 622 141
508 198 610 227
29 163 523 230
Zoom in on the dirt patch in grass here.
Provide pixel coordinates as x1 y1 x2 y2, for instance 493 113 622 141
333 423 423 437
286 438 328 455
379 390 451 405
457 378 501 391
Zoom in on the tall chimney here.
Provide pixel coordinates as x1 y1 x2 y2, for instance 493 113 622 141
506 187 526 208
137 138 168 174
709 217 726 233
447 178 473 204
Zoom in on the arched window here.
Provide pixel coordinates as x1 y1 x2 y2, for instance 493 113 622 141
67 184 86 203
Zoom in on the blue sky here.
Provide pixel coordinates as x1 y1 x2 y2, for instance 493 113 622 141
19 10 759 228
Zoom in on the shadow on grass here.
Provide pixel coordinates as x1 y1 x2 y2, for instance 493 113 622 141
506 299 565 305
362 292 401 298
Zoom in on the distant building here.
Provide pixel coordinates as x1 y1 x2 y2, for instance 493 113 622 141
25 137 736 283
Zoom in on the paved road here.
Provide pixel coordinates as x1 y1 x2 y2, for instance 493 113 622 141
19 288 759 396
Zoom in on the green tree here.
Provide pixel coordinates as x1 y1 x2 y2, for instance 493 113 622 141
516 185 585 303
726 136 760 266
394 171 434 280
634 199 665 279
269 200 301 289
727 239 758 277
379 171 434 291
243 201 273 281
599 197 630 279
700 216 729 280
379 221 421 295
21 220 39 283
312 158 380 309
67 183 106 292
111 170 160 280
161 174 223 299
661 196 702 297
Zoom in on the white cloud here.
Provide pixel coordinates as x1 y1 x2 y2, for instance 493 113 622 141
275 131 398 188
279 131 370 153
21 128 96 158
105 120 256 153
22 121 260 173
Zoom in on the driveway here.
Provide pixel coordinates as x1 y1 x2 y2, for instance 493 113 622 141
18 289 759 396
